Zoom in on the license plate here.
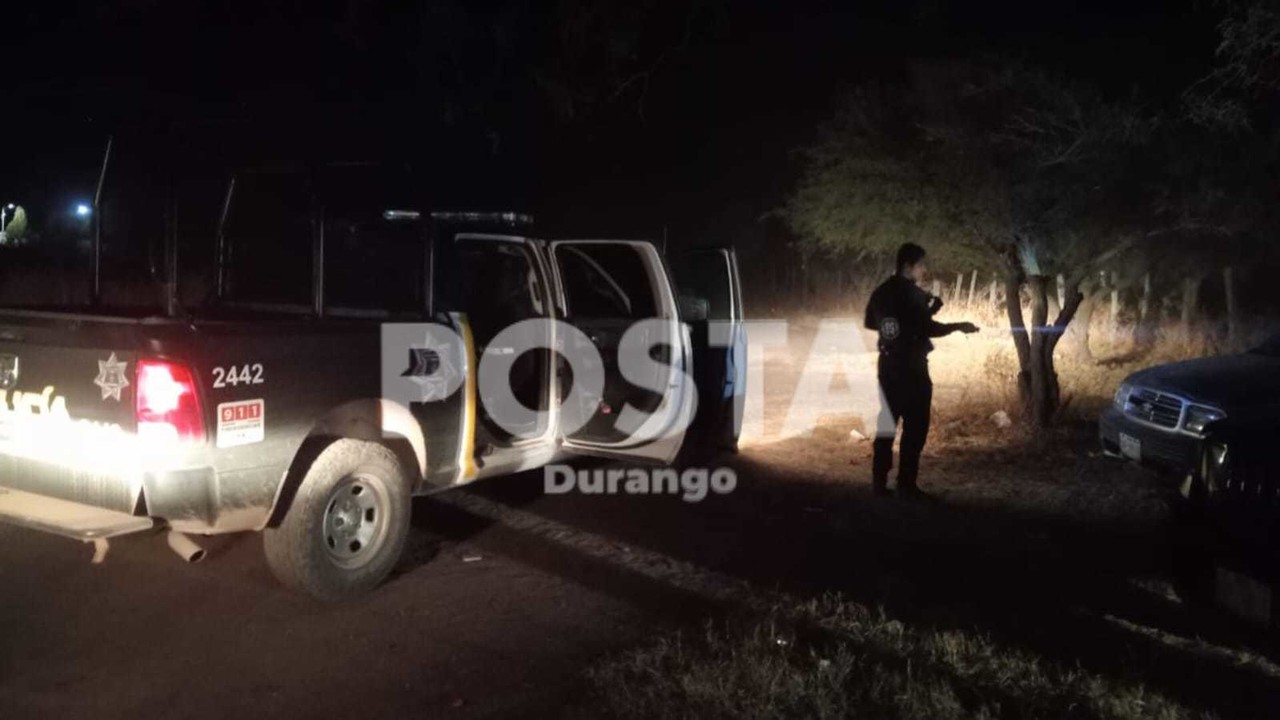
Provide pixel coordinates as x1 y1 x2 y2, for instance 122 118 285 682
1215 567 1272 625
1119 432 1141 461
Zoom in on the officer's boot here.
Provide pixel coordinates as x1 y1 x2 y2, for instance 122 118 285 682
896 456 928 500
871 438 893 496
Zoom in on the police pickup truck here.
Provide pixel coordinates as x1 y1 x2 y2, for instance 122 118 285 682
0 165 745 600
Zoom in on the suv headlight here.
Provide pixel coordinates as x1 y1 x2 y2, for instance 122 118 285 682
1113 382 1133 410
1184 405 1226 435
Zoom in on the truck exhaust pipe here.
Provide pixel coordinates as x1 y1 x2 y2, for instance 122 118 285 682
167 530 206 563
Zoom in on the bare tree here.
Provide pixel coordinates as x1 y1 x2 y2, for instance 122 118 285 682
786 61 1155 428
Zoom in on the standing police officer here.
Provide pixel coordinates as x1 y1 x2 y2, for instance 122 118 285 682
864 243 979 498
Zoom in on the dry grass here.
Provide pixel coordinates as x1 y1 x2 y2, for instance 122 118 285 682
735 312 1201 522
586 595 1213 720
754 306 1240 439
580 311 1264 720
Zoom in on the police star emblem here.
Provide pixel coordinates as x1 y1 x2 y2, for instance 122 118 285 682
94 352 130 401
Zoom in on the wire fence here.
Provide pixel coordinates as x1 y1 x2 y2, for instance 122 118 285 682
742 257 1271 355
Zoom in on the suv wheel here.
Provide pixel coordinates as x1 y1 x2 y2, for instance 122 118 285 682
265 439 411 601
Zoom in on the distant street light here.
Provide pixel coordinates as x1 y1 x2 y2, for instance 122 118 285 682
75 203 92 217
0 203 15 244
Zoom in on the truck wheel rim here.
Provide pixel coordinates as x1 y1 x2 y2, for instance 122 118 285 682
322 474 391 569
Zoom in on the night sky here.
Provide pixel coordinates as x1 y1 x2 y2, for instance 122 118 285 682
1 1 1221 244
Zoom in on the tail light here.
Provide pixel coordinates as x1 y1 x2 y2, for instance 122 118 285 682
136 359 205 444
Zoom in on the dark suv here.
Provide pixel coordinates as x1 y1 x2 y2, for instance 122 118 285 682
1171 412 1280 628
1100 334 1280 475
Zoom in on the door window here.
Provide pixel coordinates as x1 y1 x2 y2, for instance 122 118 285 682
324 210 423 313
221 171 313 306
555 244 658 319
673 250 737 322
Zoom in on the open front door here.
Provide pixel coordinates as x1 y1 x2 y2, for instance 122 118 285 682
549 240 691 463
672 247 746 454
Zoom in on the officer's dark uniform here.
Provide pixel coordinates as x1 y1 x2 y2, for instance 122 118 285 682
863 275 951 493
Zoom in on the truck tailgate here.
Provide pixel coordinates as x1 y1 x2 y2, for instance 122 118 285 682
0 313 143 513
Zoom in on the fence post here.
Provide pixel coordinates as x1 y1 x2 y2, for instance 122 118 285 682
1132 271 1153 348
1109 272 1120 344
1138 272 1150 325
1224 266 1237 349
1181 276 1200 346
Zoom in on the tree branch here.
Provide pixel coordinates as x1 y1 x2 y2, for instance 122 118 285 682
1065 236 1136 290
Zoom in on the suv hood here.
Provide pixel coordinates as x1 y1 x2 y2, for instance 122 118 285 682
1128 353 1280 412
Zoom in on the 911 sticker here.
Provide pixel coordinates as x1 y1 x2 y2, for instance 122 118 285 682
216 399 265 448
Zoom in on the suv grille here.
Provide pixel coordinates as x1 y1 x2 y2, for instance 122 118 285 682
1124 388 1184 429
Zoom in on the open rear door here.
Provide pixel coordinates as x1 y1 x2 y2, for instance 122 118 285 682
548 240 691 463
672 247 746 454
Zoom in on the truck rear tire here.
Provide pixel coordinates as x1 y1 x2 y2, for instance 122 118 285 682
264 439 411 601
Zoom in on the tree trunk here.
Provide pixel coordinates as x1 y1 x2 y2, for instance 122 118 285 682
967 270 978 307
954 273 964 305
1224 266 1237 350
988 277 997 308
1181 276 1201 346
1003 258 1032 416
1004 242 1085 430
1062 281 1101 362
931 279 941 300
1032 275 1085 429
1026 276 1057 428
836 262 846 310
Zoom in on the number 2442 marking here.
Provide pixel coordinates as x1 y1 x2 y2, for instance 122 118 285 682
212 364 264 388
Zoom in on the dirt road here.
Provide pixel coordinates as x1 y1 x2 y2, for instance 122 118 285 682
0 491 652 719
3 323 1279 718
4 433 1280 719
